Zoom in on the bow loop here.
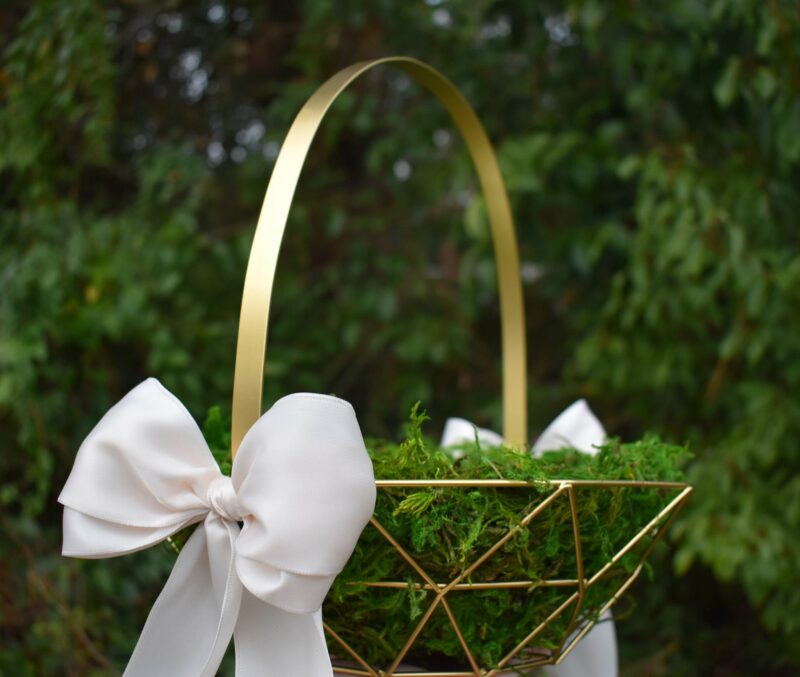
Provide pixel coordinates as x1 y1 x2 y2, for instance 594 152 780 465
59 379 219 557
232 393 377 613
234 394 376 575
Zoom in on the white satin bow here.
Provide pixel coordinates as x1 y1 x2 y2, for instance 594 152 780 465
441 400 618 677
59 378 376 677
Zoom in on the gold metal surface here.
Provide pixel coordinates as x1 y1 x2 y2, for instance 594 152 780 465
356 580 581 590
326 479 693 676
231 57 527 455
374 479 689 489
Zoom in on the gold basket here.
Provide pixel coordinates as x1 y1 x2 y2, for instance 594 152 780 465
326 478 691 676
228 57 692 676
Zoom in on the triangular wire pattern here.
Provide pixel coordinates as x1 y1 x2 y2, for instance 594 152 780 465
326 481 692 676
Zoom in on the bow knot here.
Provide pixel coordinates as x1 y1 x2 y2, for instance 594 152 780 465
206 475 243 522
59 378 376 677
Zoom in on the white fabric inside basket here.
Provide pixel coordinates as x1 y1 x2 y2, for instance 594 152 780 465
440 399 617 677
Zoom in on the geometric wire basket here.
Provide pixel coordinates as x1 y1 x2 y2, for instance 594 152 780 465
225 55 693 676
326 478 692 676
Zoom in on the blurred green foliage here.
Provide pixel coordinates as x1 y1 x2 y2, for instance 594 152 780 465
1 1 799 675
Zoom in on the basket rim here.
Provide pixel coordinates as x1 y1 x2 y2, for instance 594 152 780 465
374 479 690 489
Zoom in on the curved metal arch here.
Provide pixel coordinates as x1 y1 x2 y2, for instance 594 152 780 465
231 57 527 455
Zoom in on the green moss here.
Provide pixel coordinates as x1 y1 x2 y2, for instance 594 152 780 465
204 405 232 476
326 407 689 669
201 404 688 670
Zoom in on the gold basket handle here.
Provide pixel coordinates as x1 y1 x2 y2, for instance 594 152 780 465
231 57 527 456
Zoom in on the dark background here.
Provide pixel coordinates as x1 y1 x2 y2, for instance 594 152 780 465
1 1 799 675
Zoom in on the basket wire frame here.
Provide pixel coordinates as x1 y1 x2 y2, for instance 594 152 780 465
325 479 692 677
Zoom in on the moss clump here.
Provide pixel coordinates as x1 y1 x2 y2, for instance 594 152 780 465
202 404 688 671
324 406 688 670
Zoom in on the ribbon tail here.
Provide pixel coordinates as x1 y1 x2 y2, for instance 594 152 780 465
540 610 618 677
124 517 242 677
234 589 332 677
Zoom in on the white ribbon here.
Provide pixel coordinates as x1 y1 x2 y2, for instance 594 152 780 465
59 378 376 677
441 399 618 677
